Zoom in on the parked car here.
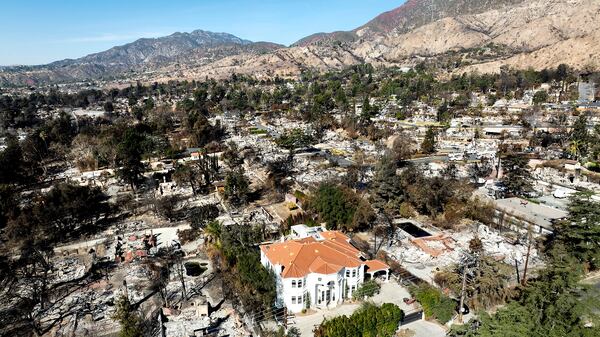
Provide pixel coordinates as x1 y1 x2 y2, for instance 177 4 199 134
455 301 470 315
403 297 416 305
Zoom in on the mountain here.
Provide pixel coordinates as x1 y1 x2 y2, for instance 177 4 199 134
293 0 526 46
57 30 254 67
358 0 600 72
2 0 600 86
192 0 600 79
0 30 283 86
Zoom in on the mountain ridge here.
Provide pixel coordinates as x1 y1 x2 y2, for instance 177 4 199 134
292 0 527 46
1 0 599 87
0 29 284 86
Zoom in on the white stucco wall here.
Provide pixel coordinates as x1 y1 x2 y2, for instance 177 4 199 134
261 248 369 313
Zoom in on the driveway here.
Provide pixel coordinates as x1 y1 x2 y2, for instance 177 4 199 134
290 281 445 337
400 320 447 337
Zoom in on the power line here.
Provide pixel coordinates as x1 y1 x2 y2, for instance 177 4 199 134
248 306 286 322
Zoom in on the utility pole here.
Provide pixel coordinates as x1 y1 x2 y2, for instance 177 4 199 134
458 264 468 324
514 258 521 285
496 155 501 179
521 225 533 286
123 280 129 302
458 251 478 324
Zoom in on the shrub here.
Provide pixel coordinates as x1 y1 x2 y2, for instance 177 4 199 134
352 280 381 300
399 202 416 218
411 284 455 324
464 197 495 226
314 302 403 337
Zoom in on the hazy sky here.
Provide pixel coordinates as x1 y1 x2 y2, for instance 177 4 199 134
0 0 403 66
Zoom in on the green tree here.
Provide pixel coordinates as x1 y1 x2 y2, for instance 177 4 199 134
174 163 197 192
500 154 533 197
112 296 143 337
0 135 28 184
371 155 404 213
314 302 403 337
570 114 589 160
553 192 600 270
556 63 570 82
276 129 314 151
266 155 294 195
117 129 147 190
309 183 374 232
216 223 277 314
437 102 452 123
352 280 381 300
532 90 549 105
449 219 600 337
420 127 437 154
411 284 456 324
203 220 222 249
191 204 220 229
224 169 250 207
454 247 599 337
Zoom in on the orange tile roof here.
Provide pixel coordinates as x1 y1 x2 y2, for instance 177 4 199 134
260 231 364 278
310 256 343 275
365 259 389 273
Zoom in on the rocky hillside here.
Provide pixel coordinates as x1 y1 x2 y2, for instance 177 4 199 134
187 0 600 80
1 0 599 86
293 0 526 46
365 0 600 72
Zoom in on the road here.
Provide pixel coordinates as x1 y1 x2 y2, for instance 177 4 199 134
408 155 449 164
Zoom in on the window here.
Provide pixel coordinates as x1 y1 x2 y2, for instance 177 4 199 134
298 280 303 288
292 296 297 304
345 270 350 277
291 280 296 287
298 296 302 304
352 269 356 277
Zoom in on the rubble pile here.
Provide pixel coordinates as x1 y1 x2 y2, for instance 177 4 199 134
386 224 542 282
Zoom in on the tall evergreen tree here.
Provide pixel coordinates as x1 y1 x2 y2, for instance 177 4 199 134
554 192 600 269
371 155 403 212
570 114 589 159
500 154 533 197
420 127 437 154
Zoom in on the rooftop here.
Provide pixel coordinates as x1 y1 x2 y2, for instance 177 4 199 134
495 197 568 230
261 230 388 278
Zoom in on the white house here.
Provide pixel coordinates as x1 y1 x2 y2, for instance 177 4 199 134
260 225 390 313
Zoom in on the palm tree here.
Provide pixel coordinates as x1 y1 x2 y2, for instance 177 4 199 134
204 220 222 250
569 139 582 160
